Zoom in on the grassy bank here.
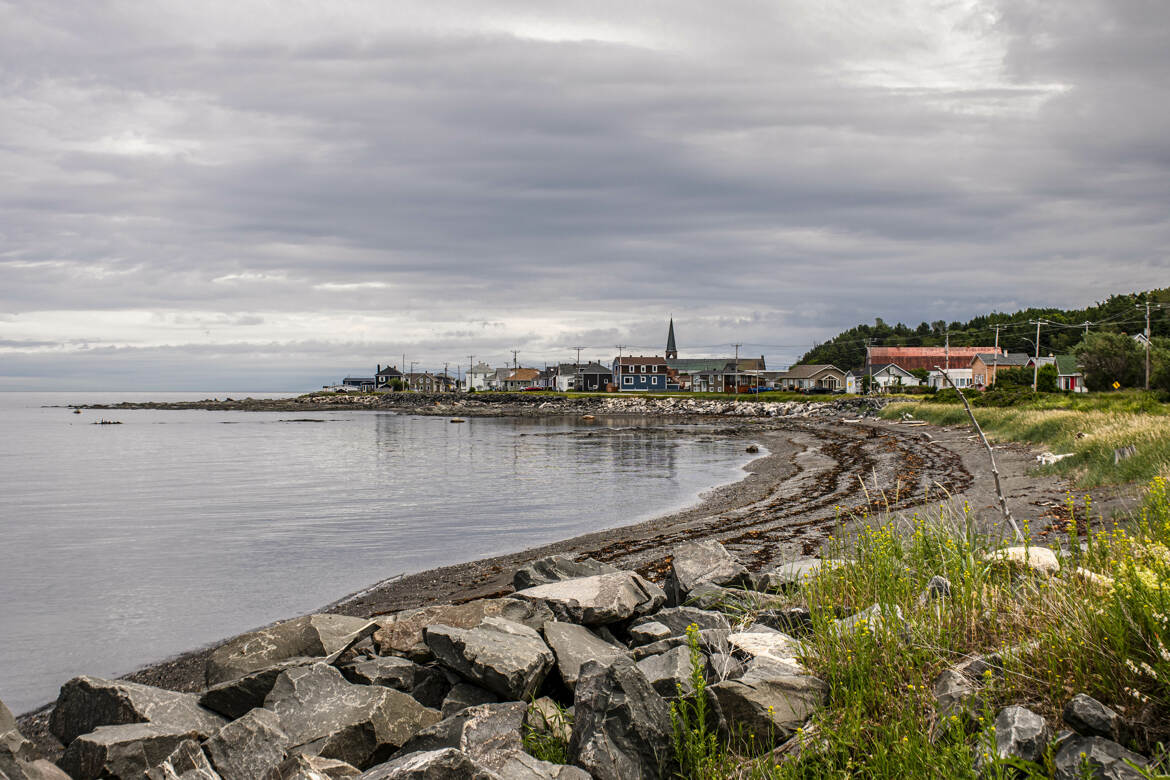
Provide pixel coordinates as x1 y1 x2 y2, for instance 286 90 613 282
880 392 1170 487
664 480 1170 778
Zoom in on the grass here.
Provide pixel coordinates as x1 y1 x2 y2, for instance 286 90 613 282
664 479 1170 779
880 391 1170 487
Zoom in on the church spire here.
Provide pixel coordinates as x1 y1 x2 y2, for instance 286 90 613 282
665 317 677 359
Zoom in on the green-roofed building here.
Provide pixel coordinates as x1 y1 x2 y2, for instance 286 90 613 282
1055 355 1086 393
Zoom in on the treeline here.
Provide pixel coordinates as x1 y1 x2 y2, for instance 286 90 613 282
799 288 1170 371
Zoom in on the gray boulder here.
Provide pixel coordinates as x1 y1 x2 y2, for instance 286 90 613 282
683 583 783 613
491 751 591 779
635 646 695 698
570 657 672 780
49 676 227 746
706 653 745 682
264 663 441 769
1053 736 1148 780
632 629 730 661
707 663 826 741
356 748 493 779
543 622 630 690
834 603 905 637
2 697 71 780
932 669 978 726
917 575 952 606
145 739 222 780
58 722 202 780
754 607 813 635
440 684 499 718
266 754 360 779
726 631 806 674
758 559 824 591
204 707 289 780
200 657 317 720
341 657 451 710
207 615 377 686
387 703 535 775
1064 694 1123 740
424 617 554 700
630 606 730 636
665 540 748 604
628 622 671 646
984 705 1050 768
513 572 666 625
374 599 552 661
513 555 619 590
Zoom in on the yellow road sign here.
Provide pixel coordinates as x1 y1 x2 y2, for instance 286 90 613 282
1113 381 1121 389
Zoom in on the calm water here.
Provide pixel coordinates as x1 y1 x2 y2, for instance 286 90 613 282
0 392 758 713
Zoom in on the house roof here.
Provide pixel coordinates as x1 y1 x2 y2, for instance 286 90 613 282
868 363 916 377
974 353 1031 367
1055 355 1081 376
376 366 403 378
506 368 540 382
579 362 611 374
615 355 667 366
667 358 735 372
781 364 844 379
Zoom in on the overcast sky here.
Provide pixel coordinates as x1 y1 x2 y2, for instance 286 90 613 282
1 1 1167 389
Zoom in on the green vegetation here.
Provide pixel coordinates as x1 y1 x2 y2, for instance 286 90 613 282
522 698 573 764
666 480 1170 779
882 391 1170 487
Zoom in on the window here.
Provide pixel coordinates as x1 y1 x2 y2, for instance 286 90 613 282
652 365 658 373
641 365 647 373
623 376 633 385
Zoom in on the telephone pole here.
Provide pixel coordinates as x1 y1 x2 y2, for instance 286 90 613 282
945 328 950 371
990 324 1002 386
615 345 626 392
442 362 448 393
1145 299 1152 391
466 355 474 392
574 346 583 393
732 343 742 394
1029 320 1043 391
511 350 519 371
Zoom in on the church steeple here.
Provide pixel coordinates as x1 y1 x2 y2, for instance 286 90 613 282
665 317 677 359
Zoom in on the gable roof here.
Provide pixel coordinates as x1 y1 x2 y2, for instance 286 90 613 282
505 368 540 382
782 364 844 379
973 352 1031 367
615 355 667 366
1055 355 1081 376
868 363 916 377
667 358 735 372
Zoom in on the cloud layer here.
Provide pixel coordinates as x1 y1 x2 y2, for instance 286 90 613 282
1 1 1167 388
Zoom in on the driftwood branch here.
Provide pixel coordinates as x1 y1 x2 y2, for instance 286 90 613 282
933 366 1024 542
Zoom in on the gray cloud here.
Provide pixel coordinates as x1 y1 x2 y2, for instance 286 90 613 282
0 0 1167 389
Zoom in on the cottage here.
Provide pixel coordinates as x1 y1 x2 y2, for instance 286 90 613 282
466 362 494 391
970 353 1031 387
926 368 973 390
502 368 541 391
613 356 675 392
864 363 921 390
375 364 404 390
1055 355 1086 393
774 364 846 391
341 376 376 391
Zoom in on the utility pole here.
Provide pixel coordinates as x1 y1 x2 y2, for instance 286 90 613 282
1145 299 1152 391
574 346 583 393
466 355 474 392
409 360 417 392
866 339 875 395
511 350 519 371
443 362 448 393
733 343 741 394
945 328 950 371
1029 320 1043 391
991 324 1002 387
615 345 626 392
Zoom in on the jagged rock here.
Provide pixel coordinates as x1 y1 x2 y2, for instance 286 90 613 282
391 703 532 774
630 606 730 636
526 698 572 746
204 707 289 780
207 615 378 686
356 748 491 779
1063 694 1124 741
424 617 554 700
917 576 952 606
1053 736 1147 779
707 664 827 741
628 621 671 646
956 642 1041 680
758 559 824 591
982 705 1050 768
665 540 749 604
632 629 730 660
984 546 1061 576
932 669 978 725
834 603 905 637
200 658 318 720
373 599 552 661
145 739 222 780
570 657 672 780
440 685 499 718
755 607 813 634
683 583 783 613
340 657 451 710
543 622 630 690
726 632 807 674
512 571 666 625
491 751 591 779
1 697 70 780
635 646 695 698
512 555 619 590
49 676 227 746
267 753 360 779
706 653 745 682
58 722 203 780
264 663 440 769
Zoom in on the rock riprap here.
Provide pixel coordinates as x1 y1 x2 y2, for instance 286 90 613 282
512 571 666 625
424 617 554 701
50 677 227 747
206 615 377 686
665 539 749 604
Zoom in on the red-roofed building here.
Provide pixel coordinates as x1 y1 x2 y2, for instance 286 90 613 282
867 345 1003 373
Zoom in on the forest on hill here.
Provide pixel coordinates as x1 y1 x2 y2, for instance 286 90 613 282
798 288 1170 371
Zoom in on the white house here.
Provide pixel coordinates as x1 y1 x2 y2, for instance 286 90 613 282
927 368 974 390
466 362 495 391
867 363 921 390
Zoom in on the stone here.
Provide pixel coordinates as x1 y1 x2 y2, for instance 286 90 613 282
391 703 530 773
683 583 784 613
1 698 70 780
706 653 745 682
512 555 619 590
727 632 807 675
755 607 813 635
512 571 666 625
758 559 824 591
58 722 202 780
267 753 361 779
834 603 905 637
628 621 672 646
264 663 441 769
526 698 572 746
986 705 1050 766
49 676 227 746
636 646 695 698
207 615 378 686
491 751 591 779
707 664 827 741
440 684 499 718
341 657 451 709
630 606 730 636
543 622 630 690
204 707 289 780
632 629 730 660
1063 693 1123 740
917 575 952 606
1072 568 1115 590
665 539 749 604
373 599 553 661
932 669 978 725
356 748 492 779
984 546 1061 576
145 739 222 780
424 617 554 701
200 657 317 720
1053 736 1148 780
569 657 672 780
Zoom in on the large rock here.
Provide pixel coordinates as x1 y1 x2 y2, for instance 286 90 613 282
1064 693 1123 741
200 658 318 720
758 559 825 591
267 754 360 780
424 617 554 700
665 540 748 603
204 707 289 780
145 739 222 780
490 752 591 779
440 684 499 718
632 629 730 661
833 603 906 637
683 583 783 613
264 663 440 769
984 546 1060 577
513 555 619 590
373 599 553 661
58 722 203 780
1 698 70 780
391 702 524 761
628 622 672 646
635 646 695 698
984 705 1050 767
513 572 666 625
340 657 451 710
707 663 826 741
207 615 377 686
49 676 227 746
569 657 672 780
543 622 630 690
356 748 492 779
1053 736 1148 780
630 606 730 636
932 669 978 726
727 631 806 674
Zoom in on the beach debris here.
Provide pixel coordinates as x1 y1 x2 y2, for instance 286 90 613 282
424 617 555 700
1036 451 1075 465
92 419 122 425
448 418 465 423
1114 444 1137 464
72 408 81 414
570 657 672 780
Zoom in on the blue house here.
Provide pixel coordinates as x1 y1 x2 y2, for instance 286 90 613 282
613 355 677 392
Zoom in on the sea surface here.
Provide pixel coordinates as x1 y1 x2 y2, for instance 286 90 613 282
0 392 760 713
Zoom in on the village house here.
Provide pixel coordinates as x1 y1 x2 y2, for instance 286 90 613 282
555 362 612 391
1055 355 1087 393
465 362 494 391
375 364 404 389
865 363 921 390
774 364 846 391
926 367 973 390
971 352 1031 387
613 356 675 392
869 345 1002 373
502 368 540 391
